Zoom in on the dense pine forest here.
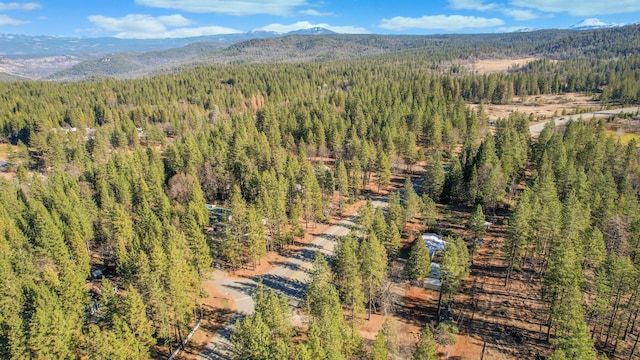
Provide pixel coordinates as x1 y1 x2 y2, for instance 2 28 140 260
0 25 640 359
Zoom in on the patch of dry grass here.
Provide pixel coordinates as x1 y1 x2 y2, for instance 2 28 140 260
470 57 540 75
469 93 600 122
606 130 640 145
0 144 11 161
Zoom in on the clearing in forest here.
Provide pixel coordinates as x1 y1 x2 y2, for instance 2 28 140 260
469 93 599 122
469 57 541 75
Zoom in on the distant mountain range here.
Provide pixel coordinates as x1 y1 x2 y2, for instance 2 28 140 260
287 27 337 35
0 28 339 79
0 28 338 58
511 27 538 33
0 32 268 58
0 21 631 59
1 24 639 81
502 18 628 33
568 18 625 31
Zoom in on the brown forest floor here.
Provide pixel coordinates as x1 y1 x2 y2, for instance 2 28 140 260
436 205 552 359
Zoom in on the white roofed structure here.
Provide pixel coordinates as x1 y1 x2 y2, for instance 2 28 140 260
422 233 447 291
422 233 446 258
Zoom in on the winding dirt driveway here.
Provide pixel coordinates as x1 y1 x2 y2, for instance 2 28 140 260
198 200 389 359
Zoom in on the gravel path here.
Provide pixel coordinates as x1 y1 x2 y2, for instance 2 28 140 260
197 200 389 359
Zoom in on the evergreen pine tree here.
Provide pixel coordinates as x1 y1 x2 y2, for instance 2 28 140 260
370 329 388 360
360 233 387 320
406 238 432 282
413 325 438 360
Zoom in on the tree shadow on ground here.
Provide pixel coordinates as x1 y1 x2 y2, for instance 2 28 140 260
180 306 237 360
254 273 307 305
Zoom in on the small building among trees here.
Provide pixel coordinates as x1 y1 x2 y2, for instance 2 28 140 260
422 233 447 290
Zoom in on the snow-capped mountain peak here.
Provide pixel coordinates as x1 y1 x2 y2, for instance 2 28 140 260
287 27 337 35
569 18 624 30
514 27 537 33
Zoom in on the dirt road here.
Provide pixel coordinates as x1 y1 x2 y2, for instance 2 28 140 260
528 107 639 137
198 198 386 359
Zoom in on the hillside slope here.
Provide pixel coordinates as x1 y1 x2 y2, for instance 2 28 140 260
25 24 640 80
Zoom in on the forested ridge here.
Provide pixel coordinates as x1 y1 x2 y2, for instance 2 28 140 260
50 24 640 79
0 25 639 359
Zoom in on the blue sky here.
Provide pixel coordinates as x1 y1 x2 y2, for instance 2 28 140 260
0 0 639 38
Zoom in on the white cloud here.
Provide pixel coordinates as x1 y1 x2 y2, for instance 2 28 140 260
449 0 541 21
298 9 334 16
157 14 194 26
0 14 28 25
87 14 240 39
135 0 307 16
0 2 40 11
254 21 367 34
378 15 504 31
510 0 640 16
501 8 540 21
89 14 167 33
449 0 498 11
